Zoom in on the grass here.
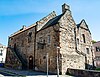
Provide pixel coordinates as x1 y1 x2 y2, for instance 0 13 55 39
95 68 100 71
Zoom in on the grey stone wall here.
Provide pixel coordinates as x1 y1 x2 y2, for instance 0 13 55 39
5 3 93 75
67 68 100 77
58 6 86 74
5 26 36 69
62 55 85 74
35 25 60 74
77 20 93 66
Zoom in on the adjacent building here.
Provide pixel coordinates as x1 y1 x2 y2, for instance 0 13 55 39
5 3 94 74
0 43 7 66
93 41 100 68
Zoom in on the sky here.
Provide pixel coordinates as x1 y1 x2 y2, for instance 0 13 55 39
0 0 100 46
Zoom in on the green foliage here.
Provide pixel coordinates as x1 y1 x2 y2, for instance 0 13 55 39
92 40 96 44
96 68 100 71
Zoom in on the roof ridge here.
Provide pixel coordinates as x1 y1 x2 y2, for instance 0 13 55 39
37 11 56 23
10 11 56 37
40 13 63 31
36 11 56 31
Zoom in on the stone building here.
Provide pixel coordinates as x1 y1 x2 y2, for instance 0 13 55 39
93 41 100 68
5 3 94 74
0 43 7 65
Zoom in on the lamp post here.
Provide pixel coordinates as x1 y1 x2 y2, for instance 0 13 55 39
46 53 48 77
57 46 60 77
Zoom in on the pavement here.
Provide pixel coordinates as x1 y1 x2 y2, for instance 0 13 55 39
0 67 74 77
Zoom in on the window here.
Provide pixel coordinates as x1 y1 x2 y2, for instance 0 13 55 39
96 47 98 51
28 32 32 43
86 48 89 54
96 47 100 52
9 37 13 42
39 37 42 42
39 59 41 64
82 34 86 43
0 50 3 56
47 35 50 43
77 38 79 44
37 37 45 49
21 40 24 47
1 58 3 63
49 58 51 65
37 42 45 49
0 46 3 48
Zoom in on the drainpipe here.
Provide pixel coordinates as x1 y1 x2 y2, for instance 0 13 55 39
33 26 37 70
74 28 77 52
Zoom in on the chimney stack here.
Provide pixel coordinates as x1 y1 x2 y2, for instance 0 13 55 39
22 25 26 30
62 3 70 13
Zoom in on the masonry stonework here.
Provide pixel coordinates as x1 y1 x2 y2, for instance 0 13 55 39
5 3 94 75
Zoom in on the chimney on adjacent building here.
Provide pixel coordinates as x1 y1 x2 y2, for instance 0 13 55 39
22 25 26 30
62 3 70 13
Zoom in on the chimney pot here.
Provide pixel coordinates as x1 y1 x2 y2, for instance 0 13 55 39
62 3 70 13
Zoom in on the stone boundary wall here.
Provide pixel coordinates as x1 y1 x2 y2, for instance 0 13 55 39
67 68 100 77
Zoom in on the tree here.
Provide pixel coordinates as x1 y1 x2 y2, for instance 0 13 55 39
92 40 96 44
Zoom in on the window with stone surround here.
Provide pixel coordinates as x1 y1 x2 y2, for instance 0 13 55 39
39 37 42 42
77 38 79 44
39 59 42 64
21 40 24 47
0 50 3 56
48 58 51 65
82 34 86 43
37 37 45 49
47 35 50 43
28 32 32 43
9 37 13 42
96 47 100 52
86 48 89 54
1 58 3 63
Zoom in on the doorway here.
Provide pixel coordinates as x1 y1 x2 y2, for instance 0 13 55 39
29 56 33 69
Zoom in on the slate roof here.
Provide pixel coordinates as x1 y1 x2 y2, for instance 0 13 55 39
77 19 91 34
77 19 88 28
40 13 64 30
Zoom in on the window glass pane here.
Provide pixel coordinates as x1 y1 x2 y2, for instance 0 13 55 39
86 48 89 54
77 38 79 44
48 35 50 43
82 34 86 43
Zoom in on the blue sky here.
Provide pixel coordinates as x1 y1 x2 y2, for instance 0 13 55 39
0 0 100 46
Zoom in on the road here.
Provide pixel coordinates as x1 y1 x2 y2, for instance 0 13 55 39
0 70 20 76
0 67 75 77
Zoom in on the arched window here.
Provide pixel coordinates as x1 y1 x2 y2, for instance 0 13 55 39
29 56 33 69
